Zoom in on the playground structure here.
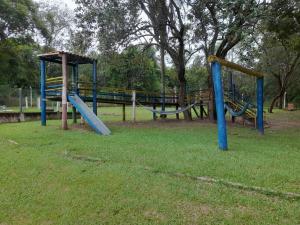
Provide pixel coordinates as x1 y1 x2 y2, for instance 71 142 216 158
38 51 264 151
208 56 264 151
39 51 110 135
38 51 211 134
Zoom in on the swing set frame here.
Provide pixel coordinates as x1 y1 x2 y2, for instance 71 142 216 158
208 56 265 151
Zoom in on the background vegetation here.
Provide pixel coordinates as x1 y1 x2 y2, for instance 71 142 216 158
0 0 299 109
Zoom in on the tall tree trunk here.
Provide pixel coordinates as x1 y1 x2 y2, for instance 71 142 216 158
279 95 284 109
160 46 166 114
206 64 216 121
269 90 284 113
177 63 191 120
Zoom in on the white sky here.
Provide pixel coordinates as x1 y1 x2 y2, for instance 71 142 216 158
35 0 76 10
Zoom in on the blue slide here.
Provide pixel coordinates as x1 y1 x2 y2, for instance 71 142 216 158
68 94 111 135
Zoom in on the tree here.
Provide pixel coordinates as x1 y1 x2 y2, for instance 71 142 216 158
37 1 74 51
258 36 299 112
267 0 300 51
0 38 40 87
98 46 160 92
189 0 265 119
263 0 300 112
0 0 47 41
75 0 204 120
0 0 46 87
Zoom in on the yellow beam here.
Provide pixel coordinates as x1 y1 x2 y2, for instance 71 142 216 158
46 76 63 81
208 55 265 78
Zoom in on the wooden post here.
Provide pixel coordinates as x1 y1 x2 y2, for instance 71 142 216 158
132 90 136 122
153 104 157 120
200 100 204 119
176 105 179 120
122 104 126 121
62 53 68 130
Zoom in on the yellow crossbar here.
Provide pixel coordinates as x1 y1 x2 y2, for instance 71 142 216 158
208 55 265 78
46 76 63 81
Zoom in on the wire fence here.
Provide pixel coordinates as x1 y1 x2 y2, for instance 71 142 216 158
0 85 43 112
0 85 97 113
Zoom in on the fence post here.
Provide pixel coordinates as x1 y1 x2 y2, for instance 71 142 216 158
37 97 41 109
56 102 60 112
19 88 25 121
19 88 23 113
283 91 287 109
30 86 33 107
25 96 28 109
132 90 136 122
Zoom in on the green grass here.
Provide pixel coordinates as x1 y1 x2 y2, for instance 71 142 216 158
0 109 299 224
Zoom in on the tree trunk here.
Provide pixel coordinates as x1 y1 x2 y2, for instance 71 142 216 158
176 64 191 121
269 91 284 113
178 79 191 120
279 95 284 109
206 64 216 121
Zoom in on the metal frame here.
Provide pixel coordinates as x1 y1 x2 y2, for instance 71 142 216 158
39 51 96 130
209 56 265 150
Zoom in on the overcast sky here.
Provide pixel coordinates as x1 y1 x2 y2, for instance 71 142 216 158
35 0 76 9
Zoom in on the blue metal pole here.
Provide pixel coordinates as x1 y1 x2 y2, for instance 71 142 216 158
212 62 228 150
40 60 46 126
92 60 97 115
75 64 79 96
257 77 264 134
72 65 77 123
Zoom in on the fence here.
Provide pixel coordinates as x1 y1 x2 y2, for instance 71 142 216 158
0 85 42 112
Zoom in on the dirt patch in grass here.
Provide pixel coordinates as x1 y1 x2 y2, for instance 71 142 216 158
177 201 213 223
69 110 300 131
268 119 300 130
143 209 166 222
109 118 213 129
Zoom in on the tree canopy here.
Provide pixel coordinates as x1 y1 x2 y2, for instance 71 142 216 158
0 0 300 111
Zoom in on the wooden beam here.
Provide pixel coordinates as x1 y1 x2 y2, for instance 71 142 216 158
208 55 265 78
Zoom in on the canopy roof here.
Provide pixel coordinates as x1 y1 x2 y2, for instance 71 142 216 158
38 51 95 65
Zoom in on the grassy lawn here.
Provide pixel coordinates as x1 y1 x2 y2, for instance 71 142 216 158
0 108 299 224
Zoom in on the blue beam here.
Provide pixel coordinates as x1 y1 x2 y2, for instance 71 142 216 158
40 60 46 126
212 62 228 150
257 77 264 134
92 60 97 115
